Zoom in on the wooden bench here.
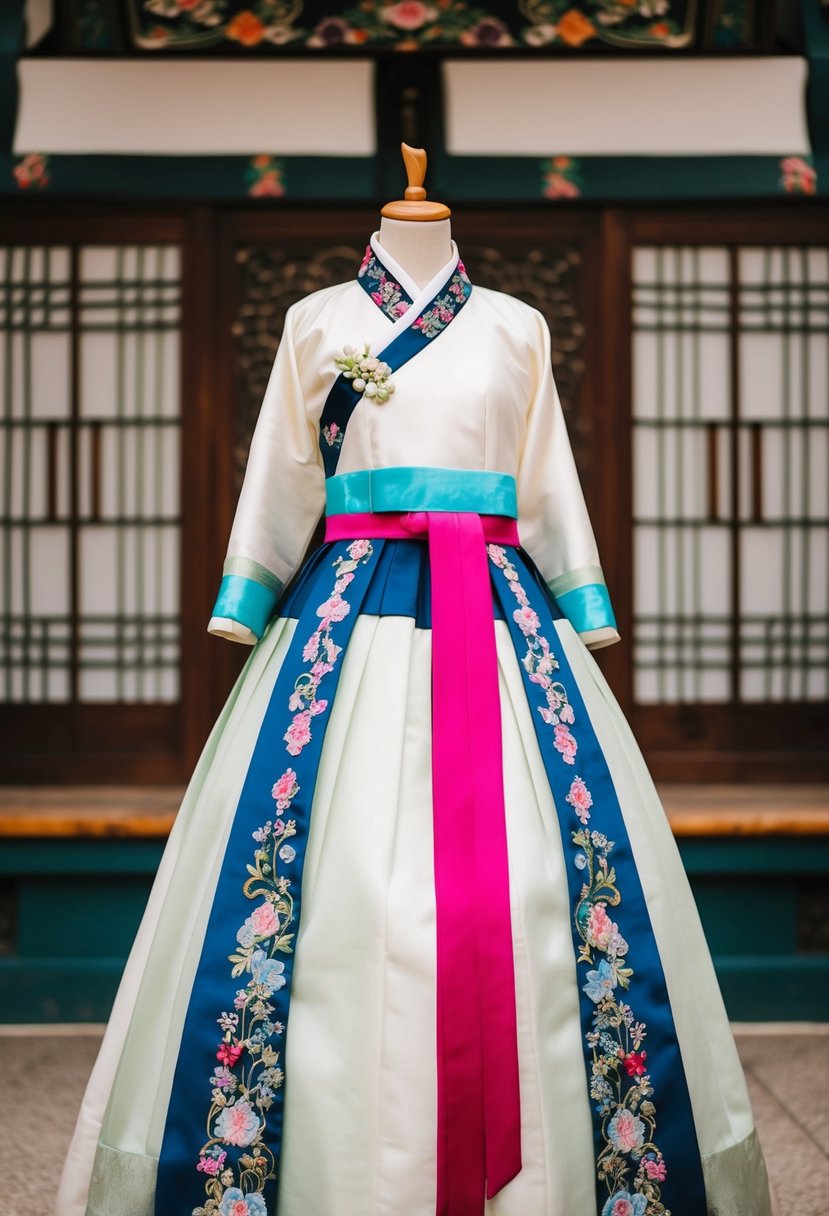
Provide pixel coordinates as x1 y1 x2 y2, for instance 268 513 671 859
1 785 828 1024
2 783 828 838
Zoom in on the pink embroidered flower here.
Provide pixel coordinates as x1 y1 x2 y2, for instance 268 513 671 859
603 1196 641 1216
643 1155 666 1180
381 1 437 30
327 422 340 438
274 819 285 834
394 300 409 315
487 545 507 567
249 902 280 938
272 769 298 810
216 1041 244 1067
316 595 350 623
213 1097 260 1147
309 698 328 716
371 290 384 304
587 902 614 950
623 1049 648 1078
559 701 575 725
311 661 334 680
359 246 372 274
554 723 578 764
348 539 371 560
513 605 540 636
284 710 312 755
197 1148 227 1175
302 632 321 661
566 776 593 823
607 1107 646 1154
457 260 466 276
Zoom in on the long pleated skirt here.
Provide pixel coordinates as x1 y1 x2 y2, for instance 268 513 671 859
56 538 772 1216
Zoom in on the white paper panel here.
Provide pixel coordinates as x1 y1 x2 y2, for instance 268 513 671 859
445 58 810 156
14 60 375 155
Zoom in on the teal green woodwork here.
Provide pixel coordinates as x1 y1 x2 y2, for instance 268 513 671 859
803 0 829 155
0 151 823 202
0 832 826 1023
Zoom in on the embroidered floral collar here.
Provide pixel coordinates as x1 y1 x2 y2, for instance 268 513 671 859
356 233 471 337
357 244 413 322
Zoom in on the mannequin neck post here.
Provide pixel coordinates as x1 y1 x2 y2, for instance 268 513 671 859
377 217 453 290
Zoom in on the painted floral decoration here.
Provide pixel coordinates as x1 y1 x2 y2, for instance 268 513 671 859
334 344 395 404
307 1 513 49
246 155 285 198
13 154 50 191
779 156 817 196
521 1 688 49
541 155 583 199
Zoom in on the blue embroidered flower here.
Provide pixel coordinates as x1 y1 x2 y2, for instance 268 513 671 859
219 1188 268 1216
250 948 286 994
583 958 617 1003
601 1191 648 1216
236 921 256 948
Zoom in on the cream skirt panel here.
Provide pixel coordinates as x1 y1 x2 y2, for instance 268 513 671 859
56 614 768 1216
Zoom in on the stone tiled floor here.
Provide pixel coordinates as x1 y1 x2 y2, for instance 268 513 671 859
4 1024 827 1215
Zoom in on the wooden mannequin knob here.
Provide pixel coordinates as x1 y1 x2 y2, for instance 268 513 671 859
381 143 451 222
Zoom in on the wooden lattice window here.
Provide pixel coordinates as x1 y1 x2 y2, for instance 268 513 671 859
624 213 829 780
0 208 210 782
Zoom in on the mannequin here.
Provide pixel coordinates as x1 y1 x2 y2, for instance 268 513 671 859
208 144 452 644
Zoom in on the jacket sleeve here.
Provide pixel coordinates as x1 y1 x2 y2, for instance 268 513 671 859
208 303 326 644
516 309 620 651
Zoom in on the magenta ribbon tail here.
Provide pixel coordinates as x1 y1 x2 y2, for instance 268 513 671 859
325 510 523 1214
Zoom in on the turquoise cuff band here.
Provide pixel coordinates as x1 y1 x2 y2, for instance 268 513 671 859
211 574 280 639
554 581 617 635
326 467 518 518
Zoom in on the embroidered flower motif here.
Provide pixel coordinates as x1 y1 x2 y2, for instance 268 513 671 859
566 775 593 824
601 1193 648 1216
413 266 471 338
623 1050 648 1078
271 769 298 810
195 542 377 1211
554 722 578 764
322 423 344 447
198 1145 227 1176
219 1185 268 1215
357 247 412 319
334 344 396 404
488 545 670 1214
283 542 374 758
214 1099 261 1148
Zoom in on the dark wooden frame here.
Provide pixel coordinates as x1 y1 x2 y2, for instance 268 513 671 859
1 199 826 784
615 205 829 782
0 202 218 781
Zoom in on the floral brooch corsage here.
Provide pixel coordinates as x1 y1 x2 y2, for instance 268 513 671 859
335 344 395 404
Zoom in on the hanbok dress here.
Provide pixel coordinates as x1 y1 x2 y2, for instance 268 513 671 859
56 234 773 1216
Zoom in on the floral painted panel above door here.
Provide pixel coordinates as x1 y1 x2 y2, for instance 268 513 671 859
121 0 727 52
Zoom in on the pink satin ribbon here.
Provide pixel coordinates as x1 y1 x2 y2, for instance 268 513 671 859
325 510 522 1215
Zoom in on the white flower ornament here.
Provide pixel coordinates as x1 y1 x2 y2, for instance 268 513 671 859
334 344 395 404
